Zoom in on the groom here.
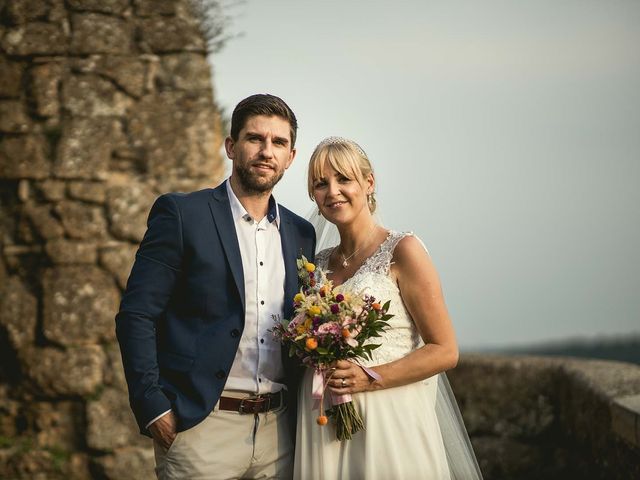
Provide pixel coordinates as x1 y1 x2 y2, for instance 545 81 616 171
116 94 315 479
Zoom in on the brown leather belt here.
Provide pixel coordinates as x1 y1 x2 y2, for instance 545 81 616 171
218 390 287 414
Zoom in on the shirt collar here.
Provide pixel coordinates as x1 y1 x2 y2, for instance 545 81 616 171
226 178 280 228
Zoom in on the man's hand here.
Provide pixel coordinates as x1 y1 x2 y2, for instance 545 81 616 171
149 411 177 450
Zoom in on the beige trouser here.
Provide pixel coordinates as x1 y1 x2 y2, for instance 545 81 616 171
154 395 293 480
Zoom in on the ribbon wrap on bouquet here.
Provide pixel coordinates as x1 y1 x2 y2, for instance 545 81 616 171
311 365 382 410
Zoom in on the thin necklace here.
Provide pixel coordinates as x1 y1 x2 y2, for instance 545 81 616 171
339 224 377 268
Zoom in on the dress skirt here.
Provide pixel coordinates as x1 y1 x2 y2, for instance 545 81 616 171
294 368 451 480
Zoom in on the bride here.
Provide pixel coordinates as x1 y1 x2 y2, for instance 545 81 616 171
293 137 482 479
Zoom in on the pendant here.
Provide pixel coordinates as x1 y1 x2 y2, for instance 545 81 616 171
342 259 349 268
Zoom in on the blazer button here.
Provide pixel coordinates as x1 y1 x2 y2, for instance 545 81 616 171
230 329 240 338
216 370 226 379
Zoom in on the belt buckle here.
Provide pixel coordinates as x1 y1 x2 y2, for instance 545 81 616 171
256 393 272 412
239 396 269 414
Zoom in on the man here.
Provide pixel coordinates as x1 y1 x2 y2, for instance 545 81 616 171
116 94 316 479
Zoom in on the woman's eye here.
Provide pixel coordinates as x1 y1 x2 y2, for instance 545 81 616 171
314 181 327 189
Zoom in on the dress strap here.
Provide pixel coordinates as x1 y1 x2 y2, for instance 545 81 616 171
366 231 413 277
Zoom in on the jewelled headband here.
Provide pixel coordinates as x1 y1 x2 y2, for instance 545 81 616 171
315 136 368 159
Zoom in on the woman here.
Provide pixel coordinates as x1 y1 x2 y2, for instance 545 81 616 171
294 137 482 479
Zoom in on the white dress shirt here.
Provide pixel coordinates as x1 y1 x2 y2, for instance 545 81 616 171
224 179 286 394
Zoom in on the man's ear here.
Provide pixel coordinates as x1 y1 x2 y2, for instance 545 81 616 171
224 136 235 159
285 147 297 170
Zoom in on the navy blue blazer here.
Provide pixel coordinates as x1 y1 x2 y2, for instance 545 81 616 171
115 182 316 435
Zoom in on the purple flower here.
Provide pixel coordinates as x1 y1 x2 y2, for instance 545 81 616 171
335 293 344 302
330 304 340 314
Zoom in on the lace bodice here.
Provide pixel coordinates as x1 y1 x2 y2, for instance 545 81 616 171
316 231 423 367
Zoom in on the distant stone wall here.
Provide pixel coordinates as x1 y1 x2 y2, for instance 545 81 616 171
0 1 223 478
449 355 640 480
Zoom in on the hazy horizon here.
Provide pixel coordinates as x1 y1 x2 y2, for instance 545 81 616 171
209 0 640 350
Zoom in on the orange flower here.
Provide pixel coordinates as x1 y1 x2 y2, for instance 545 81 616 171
341 328 351 338
316 415 328 426
304 262 316 272
305 337 318 350
372 302 382 311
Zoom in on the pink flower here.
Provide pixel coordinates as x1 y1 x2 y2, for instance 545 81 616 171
317 322 341 336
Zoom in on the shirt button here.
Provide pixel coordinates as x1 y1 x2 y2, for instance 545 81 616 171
260 300 265 305
258 378 262 383
259 261 264 266
230 329 240 338
260 338 264 344
216 370 226 379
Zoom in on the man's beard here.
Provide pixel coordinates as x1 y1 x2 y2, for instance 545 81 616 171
234 163 284 194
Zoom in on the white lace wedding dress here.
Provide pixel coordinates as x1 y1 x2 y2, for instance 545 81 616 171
293 231 452 480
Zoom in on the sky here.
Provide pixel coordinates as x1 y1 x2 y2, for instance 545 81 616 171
208 0 640 350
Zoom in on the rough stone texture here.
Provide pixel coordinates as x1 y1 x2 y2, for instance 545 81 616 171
134 0 177 17
54 117 121 180
27 401 84 450
0 277 37 352
1 23 69 56
21 345 106 396
62 74 133 117
138 15 206 53
45 239 98 264
67 181 107 203
0 134 50 179
35 180 67 202
0 57 24 98
42 266 119 345
70 13 132 55
29 62 64 118
4 0 53 23
103 343 128 391
129 91 222 181
0 99 32 133
54 200 108 239
156 53 213 91
0 385 21 438
21 204 65 239
0 1 224 476
93 446 155 480
72 55 148 98
67 0 130 16
100 242 137 289
86 388 146 451
450 355 640 480
106 184 156 242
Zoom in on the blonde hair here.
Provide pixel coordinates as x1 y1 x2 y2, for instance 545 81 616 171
307 137 377 213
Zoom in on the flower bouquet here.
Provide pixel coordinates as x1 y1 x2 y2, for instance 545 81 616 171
272 255 392 440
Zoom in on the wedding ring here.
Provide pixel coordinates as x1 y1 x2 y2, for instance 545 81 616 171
341 378 346 387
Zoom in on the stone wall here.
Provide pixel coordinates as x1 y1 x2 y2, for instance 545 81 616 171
0 1 224 478
449 355 640 480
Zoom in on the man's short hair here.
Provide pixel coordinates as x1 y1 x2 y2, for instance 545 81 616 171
230 94 298 148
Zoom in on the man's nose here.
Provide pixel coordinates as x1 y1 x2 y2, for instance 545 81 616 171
260 140 274 158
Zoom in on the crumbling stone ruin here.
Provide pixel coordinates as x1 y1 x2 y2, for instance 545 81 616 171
0 1 224 477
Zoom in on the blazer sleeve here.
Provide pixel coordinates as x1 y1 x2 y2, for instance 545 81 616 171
115 193 183 434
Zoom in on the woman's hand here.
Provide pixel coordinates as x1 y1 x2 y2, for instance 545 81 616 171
327 360 380 394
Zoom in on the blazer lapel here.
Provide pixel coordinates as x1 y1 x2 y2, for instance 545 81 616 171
279 210 299 317
208 184 245 308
